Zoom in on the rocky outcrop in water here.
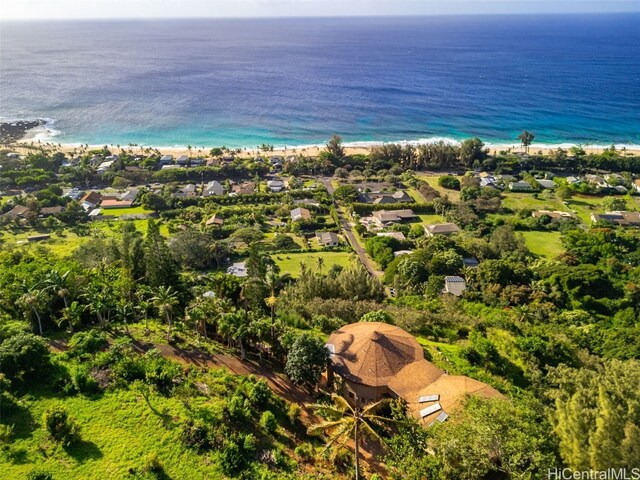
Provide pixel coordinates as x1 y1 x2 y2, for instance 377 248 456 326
0 120 45 144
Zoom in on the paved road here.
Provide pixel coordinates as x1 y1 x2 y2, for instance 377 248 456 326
320 177 383 278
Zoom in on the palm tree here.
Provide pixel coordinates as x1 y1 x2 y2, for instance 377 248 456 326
518 130 535 154
308 394 393 480
43 270 71 309
264 265 280 341
152 286 179 342
58 301 83 333
316 256 325 273
114 300 135 334
18 289 46 335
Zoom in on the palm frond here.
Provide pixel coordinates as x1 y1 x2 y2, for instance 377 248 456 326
362 397 392 415
359 420 388 448
307 419 350 436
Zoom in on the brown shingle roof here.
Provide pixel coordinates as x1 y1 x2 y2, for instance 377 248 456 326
327 322 426 387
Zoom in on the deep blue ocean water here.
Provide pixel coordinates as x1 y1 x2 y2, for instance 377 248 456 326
1 14 639 148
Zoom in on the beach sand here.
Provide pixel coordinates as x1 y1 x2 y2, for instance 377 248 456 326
7 139 640 159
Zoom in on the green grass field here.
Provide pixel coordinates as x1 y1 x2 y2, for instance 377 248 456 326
418 214 445 224
520 231 564 258
415 174 462 202
272 251 354 277
100 206 152 216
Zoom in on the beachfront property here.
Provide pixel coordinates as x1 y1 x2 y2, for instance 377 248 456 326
159 154 174 165
175 155 189 166
326 322 501 422
203 180 225 196
290 207 311 222
424 223 460 237
591 211 640 227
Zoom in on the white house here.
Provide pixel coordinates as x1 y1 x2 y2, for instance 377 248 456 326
444 276 466 297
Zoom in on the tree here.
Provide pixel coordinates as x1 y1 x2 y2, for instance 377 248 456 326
603 197 627 212
333 185 359 203
459 137 488 167
42 405 80 446
140 192 168 212
43 269 72 309
144 220 180 289
218 310 250 360
0 333 50 384
152 286 179 342
316 256 325 273
58 301 83 333
360 310 394 324
308 395 393 480
518 130 535 153
17 289 46 335
285 334 330 392
114 300 135 334
438 175 461 190
326 135 345 164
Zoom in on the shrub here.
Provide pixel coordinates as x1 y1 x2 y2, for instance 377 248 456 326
42 405 80 445
294 443 314 462
0 424 14 446
286 403 301 425
180 418 211 450
260 410 278 433
248 379 272 408
0 333 50 384
360 310 394 324
142 452 164 475
68 363 100 394
143 349 182 395
438 175 461 190
26 470 53 480
225 394 250 423
219 439 245 476
67 330 107 357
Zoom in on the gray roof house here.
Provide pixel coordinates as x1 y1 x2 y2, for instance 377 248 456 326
159 154 174 165
267 180 285 192
509 181 533 191
536 179 556 189
317 231 340 247
203 180 225 196
424 223 461 237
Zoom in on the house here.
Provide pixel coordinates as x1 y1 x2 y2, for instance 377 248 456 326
480 177 498 188
591 211 640 227
159 154 174 165
120 189 139 202
532 210 574 220
317 231 340 247
174 184 197 198
64 188 85 201
566 176 580 184
371 209 416 226
101 199 133 209
40 206 63 216
267 179 285 192
444 276 466 296
614 186 628 194
326 323 502 423
205 214 224 226
226 262 248 277
81 191 102 209
497 174 516 183
190 158 205 166
88 208 102 219
424 223 460 237
232 182 256 195
509 181 533 191
463 257 480 268
377 231 406 241
536 179 556 189
358 190 413 204
97 160 115 173
290 207 311 222
176 155 189 166
2 205 28 219
203 180 225 196
585 175 609 188
634 179 640 193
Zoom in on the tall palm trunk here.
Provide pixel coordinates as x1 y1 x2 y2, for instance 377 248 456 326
354 412 360 480
165 311 172 342
33 308 43 335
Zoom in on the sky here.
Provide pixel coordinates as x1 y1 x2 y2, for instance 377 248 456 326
2 0 640 20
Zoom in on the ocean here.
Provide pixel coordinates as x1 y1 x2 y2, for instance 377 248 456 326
1 14 639 149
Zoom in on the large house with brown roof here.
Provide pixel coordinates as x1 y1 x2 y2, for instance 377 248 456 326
591 211 640 227
424 223 460 237
326 322 502 424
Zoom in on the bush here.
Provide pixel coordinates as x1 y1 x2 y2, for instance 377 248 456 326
67 330 107 357
42 405 80 445
260 410 278 433
0 423 14 446
294 443 314 462
142 452 164 475
360 310 394 324
26 470 53 480
143 349 182 395
180 418 211 450
287 403 301 425
438 175 461 190
68 363 100 395
0 332 50 384
248 379 272 408
219 439 245 476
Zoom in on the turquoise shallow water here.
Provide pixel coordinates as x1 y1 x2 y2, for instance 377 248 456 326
1 14 639 148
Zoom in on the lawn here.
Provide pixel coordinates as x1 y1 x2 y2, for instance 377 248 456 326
418 214 444 224
520 231 564 258
1 387 222 479
415 174 462 202
0 228 88 256
272 251 354 277
101 206 152 216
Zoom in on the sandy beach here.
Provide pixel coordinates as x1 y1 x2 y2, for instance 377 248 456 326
7 139 640 159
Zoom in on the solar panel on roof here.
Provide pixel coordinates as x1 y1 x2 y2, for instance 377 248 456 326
418 394 440 403
419 403 442 418
436 411 448 422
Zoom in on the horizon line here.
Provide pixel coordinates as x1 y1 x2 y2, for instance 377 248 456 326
2 11 640 22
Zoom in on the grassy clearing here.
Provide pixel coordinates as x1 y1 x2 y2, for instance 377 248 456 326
520 231 564 258
101 206 152 216
273 251 354 277
415 174 462 202
0 228 88 256
418 214 444 224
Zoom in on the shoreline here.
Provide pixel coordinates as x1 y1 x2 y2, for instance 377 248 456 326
4 120 640 157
